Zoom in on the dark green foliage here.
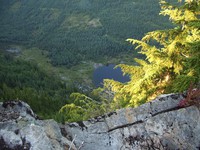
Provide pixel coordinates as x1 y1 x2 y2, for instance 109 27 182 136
0 0 173 67
2 0 193 123
0 53 73 119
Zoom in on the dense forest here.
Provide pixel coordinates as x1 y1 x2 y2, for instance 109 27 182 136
0 52 76 119
0 0 173 119
1 0 198 123
0 0 173 67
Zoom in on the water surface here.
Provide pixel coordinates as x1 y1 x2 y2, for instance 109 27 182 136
93 64 130 87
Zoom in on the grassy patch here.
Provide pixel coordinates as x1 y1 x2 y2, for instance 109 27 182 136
18 46 94 86
16 46 137 88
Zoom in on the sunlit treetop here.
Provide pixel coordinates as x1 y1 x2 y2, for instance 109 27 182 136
104 0 200 107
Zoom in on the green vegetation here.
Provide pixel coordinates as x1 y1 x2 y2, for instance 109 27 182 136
0 52 74 119
59 87 115 122
59 0 200 122
105 0 200 106
59 92 104 122
104 0 200 107
2 0 198 123
0 0 172 67
18 47 94 85
0 45 134 121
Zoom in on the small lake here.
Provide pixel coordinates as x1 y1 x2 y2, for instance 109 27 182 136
93 64 130 87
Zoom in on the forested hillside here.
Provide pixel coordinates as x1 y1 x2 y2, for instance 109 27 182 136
58 0 200 122
0 52 76 119
0 0 172 67
0 0 178 120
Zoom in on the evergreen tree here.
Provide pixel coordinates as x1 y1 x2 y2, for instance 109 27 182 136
59 92 107 122
58 0 200 122
104 0 200 107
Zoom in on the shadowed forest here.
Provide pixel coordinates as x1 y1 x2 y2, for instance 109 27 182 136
1 0 199 122
0 0 172 67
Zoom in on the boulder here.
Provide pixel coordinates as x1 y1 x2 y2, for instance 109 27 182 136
0 93 200 150
0 101 76 150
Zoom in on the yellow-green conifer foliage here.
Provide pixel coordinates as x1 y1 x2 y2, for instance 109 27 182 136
104 0 200 107
59 92 105 122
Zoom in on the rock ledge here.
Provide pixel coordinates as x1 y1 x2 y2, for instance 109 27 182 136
0 93 200 150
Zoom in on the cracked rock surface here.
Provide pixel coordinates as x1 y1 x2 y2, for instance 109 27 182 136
0 93 200 150
63 93 200 150
0 101 76 150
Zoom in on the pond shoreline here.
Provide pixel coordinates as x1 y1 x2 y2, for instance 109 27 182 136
93 64 130 87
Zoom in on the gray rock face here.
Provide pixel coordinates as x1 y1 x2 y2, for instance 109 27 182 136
0 93 200 150
0 101 76 150
63 93 200 150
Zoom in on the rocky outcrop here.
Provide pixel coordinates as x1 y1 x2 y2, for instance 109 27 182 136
0 93 200 150
63 93 200 150
0 101 76 150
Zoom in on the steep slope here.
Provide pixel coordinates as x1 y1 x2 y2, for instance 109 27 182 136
0 0 172 67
